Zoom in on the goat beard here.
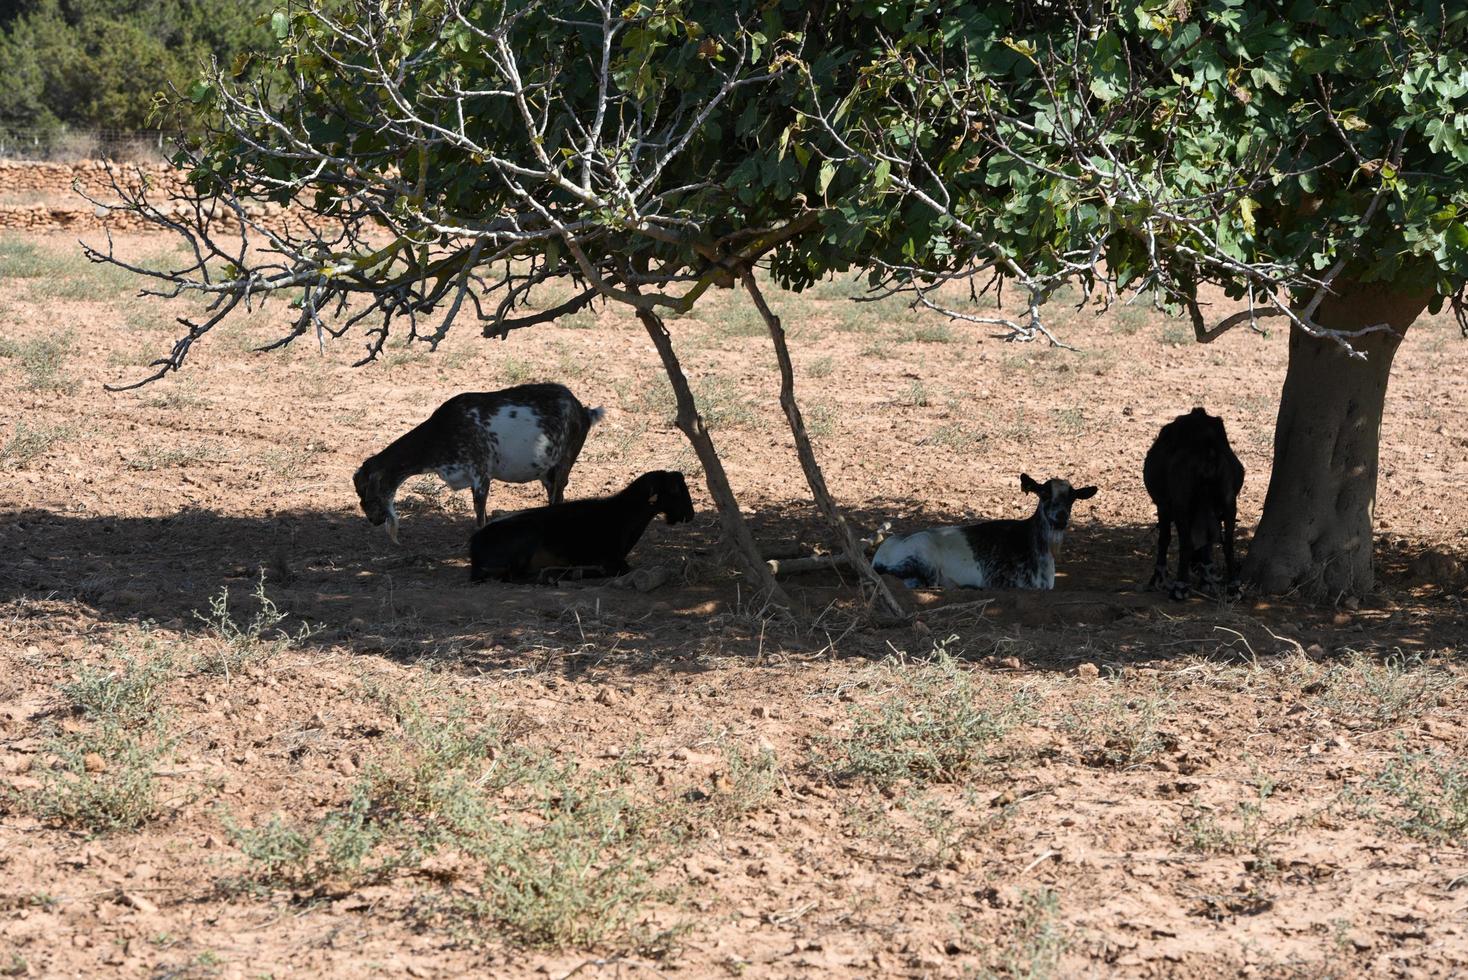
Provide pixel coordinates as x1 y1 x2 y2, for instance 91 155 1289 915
1049 536 1064 560
386 514 400 544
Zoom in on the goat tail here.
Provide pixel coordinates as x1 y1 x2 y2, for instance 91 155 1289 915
586 406 606 427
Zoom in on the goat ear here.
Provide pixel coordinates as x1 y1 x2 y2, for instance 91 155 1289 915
1073 485 1098 500
1020 473 1041 494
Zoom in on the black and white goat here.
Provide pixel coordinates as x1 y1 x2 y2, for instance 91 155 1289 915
873 474 1097 589
353 383 602 542
469 470 695 582
1143 407 1245 600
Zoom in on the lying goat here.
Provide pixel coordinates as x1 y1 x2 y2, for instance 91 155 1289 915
1143 407 1245 599
353 383 602 542
873 474 1097 589
469 470 695 583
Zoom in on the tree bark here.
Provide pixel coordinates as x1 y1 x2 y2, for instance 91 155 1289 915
741 270 908 622
1245 283 1429 597
635 307 792 610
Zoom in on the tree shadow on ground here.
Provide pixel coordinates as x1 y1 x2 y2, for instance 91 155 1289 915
2 499 1464 678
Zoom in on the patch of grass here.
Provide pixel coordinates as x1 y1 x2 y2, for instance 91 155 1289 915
816 641 1030 787
32 643 178 834
227 692 685 950
124 442 226 471
1110 301 1150 336
806 274 861 302
1061 685 1173 768
500 356 539 385
551 342 590 380
466 767 683 949
20 250 139 301
707 742 779 824
901 380 930 407
1001 408 1034 442
62 640 177 726
1362 748 1468 843
142 383 209 410
193 573 314 679
0 236 50 277
805 355 835 379
399 476 469 517
0 421 73 469
1174 772 1294 875
1052 407 1087 437
805 401 835 439
1301 651 1456 731
1160 322 1192 346
837 294 920 334
925 423 985 451
879 789 1005 871
708 304 769 340
693 376 757 430
0 331 75 392
900 321 956 343
32 722 171 834
557 307 601 330
973 890 1070 979
252 446 313 479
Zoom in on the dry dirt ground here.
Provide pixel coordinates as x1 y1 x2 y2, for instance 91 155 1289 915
2 227 1467 979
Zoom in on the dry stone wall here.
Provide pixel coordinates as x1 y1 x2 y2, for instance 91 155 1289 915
0 161 287 233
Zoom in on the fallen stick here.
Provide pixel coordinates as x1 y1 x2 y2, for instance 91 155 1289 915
766 554 855 576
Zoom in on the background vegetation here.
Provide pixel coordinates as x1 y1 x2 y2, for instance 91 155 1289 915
0 0 270 136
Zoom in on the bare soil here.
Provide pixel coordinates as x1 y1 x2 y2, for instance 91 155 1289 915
2 229 1467 978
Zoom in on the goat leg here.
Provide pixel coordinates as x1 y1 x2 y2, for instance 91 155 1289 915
1171 510 1194 601
1223 505 1241 598
472 482 490 527
1148 509 1172 590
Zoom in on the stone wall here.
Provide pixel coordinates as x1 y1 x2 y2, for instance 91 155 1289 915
0 161 285 233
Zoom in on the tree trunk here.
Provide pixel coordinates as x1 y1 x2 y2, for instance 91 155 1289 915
635 307 792 610
741 270 908 623
1245 283 1429 597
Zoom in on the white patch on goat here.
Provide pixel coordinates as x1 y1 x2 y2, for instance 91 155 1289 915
484 405 555 482
874 528 991 589
436 463 475 491
1028 550 1055 590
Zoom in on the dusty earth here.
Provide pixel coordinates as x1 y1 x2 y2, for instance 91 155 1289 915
2 223 1467 979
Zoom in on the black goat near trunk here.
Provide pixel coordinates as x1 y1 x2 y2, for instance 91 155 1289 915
1143 407 1245 599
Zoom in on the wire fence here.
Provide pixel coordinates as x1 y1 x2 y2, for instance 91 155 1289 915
0 128 173 163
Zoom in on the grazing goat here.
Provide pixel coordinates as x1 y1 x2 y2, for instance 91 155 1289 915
469 470 695 583
873 474 1097 590
353 383 602 542
1143 407 1245 600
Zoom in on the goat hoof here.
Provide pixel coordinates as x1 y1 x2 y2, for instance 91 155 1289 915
1168 581 1190 601
1146 571 1167 592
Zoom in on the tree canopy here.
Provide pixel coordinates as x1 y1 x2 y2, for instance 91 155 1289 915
808 1 1468 348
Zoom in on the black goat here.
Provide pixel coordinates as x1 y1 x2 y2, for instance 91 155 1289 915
1143 407 1245 599
469 471 695 583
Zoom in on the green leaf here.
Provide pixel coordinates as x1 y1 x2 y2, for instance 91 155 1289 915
1239 197 1258 235
818 160 837 199
271 11 290 39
